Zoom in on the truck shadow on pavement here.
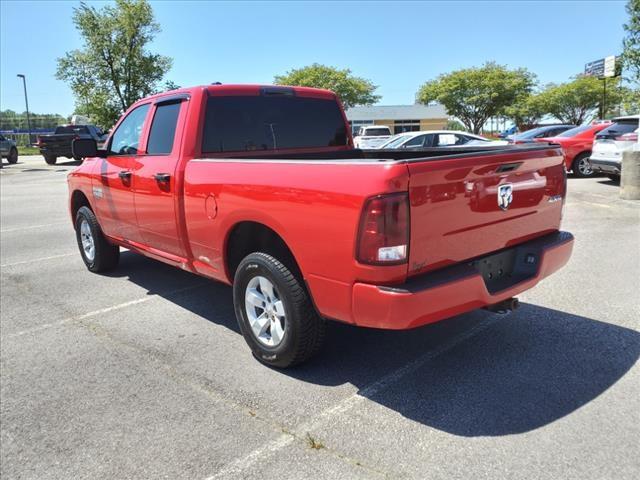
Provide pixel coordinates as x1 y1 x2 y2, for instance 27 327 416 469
115 251 640 438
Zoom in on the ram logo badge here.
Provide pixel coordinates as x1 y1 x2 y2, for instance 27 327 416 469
498 183 513 210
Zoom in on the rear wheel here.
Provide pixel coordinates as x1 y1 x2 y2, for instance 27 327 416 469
7 147 18 164
75 206 119 272
233 252 326 368
44 154 57 165
571 153 593 178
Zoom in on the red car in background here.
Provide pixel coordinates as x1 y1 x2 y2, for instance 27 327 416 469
535 122 611 177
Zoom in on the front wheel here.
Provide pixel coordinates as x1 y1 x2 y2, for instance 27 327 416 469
44 154 57 165
7 147 18 164
233 252 326 368
75 206 119 272
572 153 594 178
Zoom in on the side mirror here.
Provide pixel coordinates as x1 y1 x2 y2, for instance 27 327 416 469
73 138 105 158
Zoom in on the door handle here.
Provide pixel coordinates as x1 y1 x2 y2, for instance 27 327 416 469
154 173 171 183
118 170 131 180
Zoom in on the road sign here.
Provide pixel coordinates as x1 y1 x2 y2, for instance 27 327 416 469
585 56 620 78
604 55 616 78
585 58 605 77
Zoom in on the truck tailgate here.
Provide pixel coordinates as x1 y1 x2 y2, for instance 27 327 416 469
406 146 565 276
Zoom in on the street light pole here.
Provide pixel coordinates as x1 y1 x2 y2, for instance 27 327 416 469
16 74 33 145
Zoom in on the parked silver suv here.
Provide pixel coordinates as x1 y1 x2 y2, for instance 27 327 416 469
590 115 639 180
0 134 19 166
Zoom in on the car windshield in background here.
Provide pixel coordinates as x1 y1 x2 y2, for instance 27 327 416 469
381 134 412 148
363 128 390 136
55 126 89 135
202 96 348 153
514 127 548 140
557 125 593 137
596 121 639 139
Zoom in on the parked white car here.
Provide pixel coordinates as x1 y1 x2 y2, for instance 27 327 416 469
590 115 639 179
378 130 508 149
353 125 392 149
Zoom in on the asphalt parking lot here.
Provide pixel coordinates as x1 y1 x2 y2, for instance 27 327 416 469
1 155 639 479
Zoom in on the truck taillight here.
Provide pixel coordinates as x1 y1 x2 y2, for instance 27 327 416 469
357 192 409 265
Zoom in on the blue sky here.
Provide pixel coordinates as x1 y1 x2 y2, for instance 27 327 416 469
0 0 629 116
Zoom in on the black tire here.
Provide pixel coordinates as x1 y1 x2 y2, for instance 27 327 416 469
74 206 119 273
233 252 326 368
571 152 594 178
607 174 620 183
7 147 18 164
44 154 57 165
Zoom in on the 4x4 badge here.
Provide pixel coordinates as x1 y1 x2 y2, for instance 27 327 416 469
498 183 513 210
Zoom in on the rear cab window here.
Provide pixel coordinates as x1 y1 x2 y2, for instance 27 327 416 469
56 126 89 135
201 94 348 153
363 127 391 137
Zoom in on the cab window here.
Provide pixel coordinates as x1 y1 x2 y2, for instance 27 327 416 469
108 104 150 155
147 102 181 154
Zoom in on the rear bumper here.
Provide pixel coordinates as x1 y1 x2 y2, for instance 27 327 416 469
39 146 73 157
351 231 574 329
590 158 621 174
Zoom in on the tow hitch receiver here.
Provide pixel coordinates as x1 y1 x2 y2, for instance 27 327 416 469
484 297 520 314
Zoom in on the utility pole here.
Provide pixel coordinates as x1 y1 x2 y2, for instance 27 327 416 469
601 77 607 120
16 74 33 145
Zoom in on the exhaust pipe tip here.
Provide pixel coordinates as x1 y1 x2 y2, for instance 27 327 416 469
484 297 520 314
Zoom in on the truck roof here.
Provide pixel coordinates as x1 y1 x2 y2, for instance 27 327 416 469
144 84 338 102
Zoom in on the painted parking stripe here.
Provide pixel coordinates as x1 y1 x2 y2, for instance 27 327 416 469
4 283 207 339
1 252 77 268
1 222 68 233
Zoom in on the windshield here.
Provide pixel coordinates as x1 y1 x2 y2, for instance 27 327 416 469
596 121 639 139
380 134 412 148
514 127 548 140
556 125 593 138
362 128 390 137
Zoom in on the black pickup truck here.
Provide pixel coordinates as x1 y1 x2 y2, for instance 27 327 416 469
37 125 107 164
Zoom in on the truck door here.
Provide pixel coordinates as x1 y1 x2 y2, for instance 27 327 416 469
94 103 150 241
131 96 188 258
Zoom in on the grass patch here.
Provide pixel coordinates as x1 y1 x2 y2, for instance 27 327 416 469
17 146 41 156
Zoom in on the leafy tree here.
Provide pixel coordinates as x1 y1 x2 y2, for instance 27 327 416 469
0 110 67 130
274 64 380 109
504 94 547 130
537 76 624 124
416 62 536 133
56 0 172 128
622 0 640 86
445 119 466 131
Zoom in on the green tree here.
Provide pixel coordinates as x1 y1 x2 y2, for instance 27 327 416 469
416 62 536 133
504 93 547 130
56 0 172 128
622 0 640 86
274 64 380 109
445 119 466 131
538 76 624 124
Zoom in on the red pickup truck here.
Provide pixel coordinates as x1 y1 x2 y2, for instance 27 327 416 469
69 84 574 367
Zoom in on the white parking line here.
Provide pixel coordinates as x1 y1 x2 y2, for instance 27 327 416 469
4 283 206 339
1 222 67 233
203 315 499 480
1 252 76 268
